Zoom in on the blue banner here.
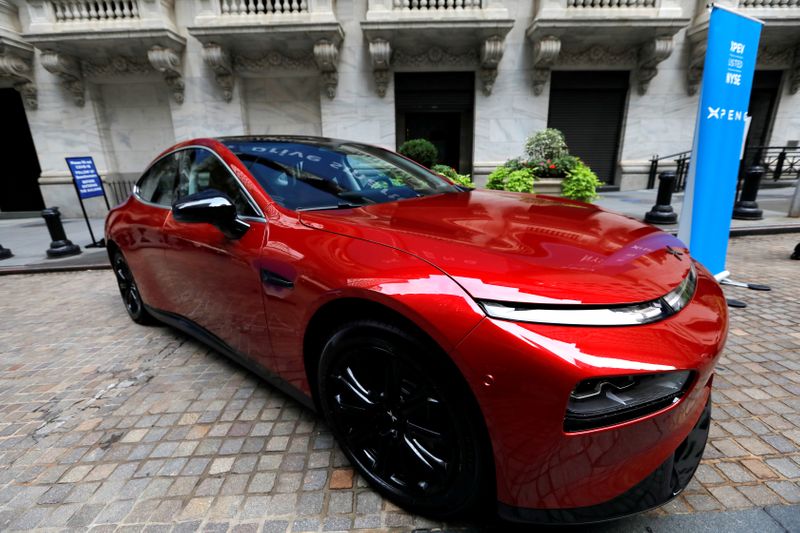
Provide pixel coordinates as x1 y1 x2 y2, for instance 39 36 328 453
678 6 763 277
66 156 105 200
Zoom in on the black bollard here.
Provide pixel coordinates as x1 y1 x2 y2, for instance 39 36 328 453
0 244 12 260
645 171 678 224
42 207 81 258
733 166 764 220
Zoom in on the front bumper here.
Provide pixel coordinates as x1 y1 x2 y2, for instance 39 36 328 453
498 398 711 524
448 263 727 513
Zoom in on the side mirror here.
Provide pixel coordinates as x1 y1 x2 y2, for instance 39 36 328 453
172 189 249 239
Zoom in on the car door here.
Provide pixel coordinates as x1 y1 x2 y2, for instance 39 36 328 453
122 151 181 311
160 147 271 363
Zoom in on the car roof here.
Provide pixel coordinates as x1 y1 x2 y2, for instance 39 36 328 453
216 135 366 148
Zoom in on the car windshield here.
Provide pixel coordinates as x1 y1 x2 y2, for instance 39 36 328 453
224 139 461 211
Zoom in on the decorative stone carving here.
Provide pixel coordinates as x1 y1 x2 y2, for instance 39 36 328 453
202 43 234 102
479 36 504 96
532 36 560 96
41 51 85 106
636 36 673 95
147 46 184 104
368 39 392 97
394 47 478 68
313 40 339 99
81 56 153 76
233 52 315 72
757 45 794 68
687 41 706 96
0 47 36 110
560 45 638 66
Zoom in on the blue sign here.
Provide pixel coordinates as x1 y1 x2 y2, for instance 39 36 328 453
678 5 763 278
66 156 105 200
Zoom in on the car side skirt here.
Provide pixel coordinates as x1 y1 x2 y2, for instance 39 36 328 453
145 305 316 412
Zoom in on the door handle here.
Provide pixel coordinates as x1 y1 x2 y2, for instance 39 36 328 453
260 269 294 289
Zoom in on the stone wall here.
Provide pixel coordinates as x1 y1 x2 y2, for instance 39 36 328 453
0 0 797 215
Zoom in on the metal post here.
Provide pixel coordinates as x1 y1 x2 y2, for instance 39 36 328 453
647 155 658 189
789 175 800 218
733 166 764 220
774 149 786 181
0 244 12 260
42 207 81 258
644 171 678 224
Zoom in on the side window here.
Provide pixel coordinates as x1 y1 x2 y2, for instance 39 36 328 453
176 149 257 217
135 152 179 206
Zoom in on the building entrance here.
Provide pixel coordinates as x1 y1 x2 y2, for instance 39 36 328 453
0 88 44 213
548 71 629 185
395 72 474 174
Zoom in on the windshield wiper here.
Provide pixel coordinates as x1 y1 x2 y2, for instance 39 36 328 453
296 201 367 212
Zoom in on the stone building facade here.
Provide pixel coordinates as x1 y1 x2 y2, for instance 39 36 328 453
0 0 798 216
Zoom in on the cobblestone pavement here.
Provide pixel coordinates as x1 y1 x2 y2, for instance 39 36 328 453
0 233 798 532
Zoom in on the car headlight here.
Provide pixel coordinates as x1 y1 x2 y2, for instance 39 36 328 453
478 263 696 327
565 370 694 432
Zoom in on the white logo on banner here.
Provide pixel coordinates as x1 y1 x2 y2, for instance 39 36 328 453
706 107 746 121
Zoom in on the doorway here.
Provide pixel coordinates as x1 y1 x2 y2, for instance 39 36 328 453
743 70 782 167
547 71 629 184
395 72 474 173
0 88 44 212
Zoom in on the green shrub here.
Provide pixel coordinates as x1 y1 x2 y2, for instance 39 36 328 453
562 162 603 202
432 164 473 188
524 128 568 162
399 138 438 168
487 165 535 193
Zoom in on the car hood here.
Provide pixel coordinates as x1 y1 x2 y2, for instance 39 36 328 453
298 190 693 305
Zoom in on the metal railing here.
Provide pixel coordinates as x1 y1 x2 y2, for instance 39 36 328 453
647 146 799 192
739 0 800 7
107 181 135 206
220 0 309 14
393 0 483 10
568 0 656 7
647 151 691 190
51 1 140 22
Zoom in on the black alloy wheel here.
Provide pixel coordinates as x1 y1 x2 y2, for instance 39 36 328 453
112 252 154 325
318 320 487 518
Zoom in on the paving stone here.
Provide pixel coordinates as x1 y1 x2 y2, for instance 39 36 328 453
329 468 354 489
0 235 798 530
66 503 106 527
738 485 783 506
766 481 800 504
248 472 277 493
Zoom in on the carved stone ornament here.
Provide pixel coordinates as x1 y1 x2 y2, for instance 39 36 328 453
202 43 234 103
687 40 706 96
532 36 560 96
368 39 392 97
560 45 638 66
41 51 85 106
233 52 315 72
0 46 37 110
394 47 478 68
480 36 504 96
313 40 340 99
757 45 794 68
81 56 152 76
147 46 184 104
636 36 673 95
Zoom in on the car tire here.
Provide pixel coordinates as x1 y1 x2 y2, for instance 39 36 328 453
317 320 488 519
112 251 155 325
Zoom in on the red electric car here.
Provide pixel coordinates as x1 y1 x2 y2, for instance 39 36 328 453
105 136 728 524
